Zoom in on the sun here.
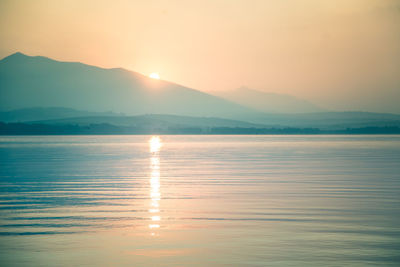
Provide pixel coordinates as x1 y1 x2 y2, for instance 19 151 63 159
149 72 160 80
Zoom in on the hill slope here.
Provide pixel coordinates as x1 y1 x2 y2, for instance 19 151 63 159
0 107 120 122
0 52 256 118
32 114 266 128
216 86 323 113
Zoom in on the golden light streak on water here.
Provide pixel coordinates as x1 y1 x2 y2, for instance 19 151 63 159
149 136 162 234
149 136 162 154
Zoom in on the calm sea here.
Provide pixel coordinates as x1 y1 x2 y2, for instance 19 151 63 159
0 135 399 266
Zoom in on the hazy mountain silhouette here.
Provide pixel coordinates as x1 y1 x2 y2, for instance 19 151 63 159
1 52 400 132
216 86 324 113
0 107 121 122
1 110 399 135
240 111 400 129
0 52 257 118
32 114 266 128
4 107 398 130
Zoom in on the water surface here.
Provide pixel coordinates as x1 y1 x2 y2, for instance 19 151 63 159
1 135 400 266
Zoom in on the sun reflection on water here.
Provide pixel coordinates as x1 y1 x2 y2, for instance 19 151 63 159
149 136 162 154
149 136 162 235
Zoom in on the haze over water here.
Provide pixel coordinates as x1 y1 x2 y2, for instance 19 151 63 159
0 135 400 266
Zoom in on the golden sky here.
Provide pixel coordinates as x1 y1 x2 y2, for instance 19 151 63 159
0 0 399 113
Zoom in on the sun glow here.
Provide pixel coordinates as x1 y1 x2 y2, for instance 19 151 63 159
149 72 160 80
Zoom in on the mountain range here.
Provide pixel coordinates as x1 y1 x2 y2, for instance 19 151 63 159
1 52 400 133
0 52 256 118
216 86 324 113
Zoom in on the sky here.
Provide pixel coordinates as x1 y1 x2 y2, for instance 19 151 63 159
0 0 399 113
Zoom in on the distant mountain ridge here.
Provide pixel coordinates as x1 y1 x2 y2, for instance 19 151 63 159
2 107 399 130
0 107 121 122
215 86 324 113
240 111 400 129
31 113 266 128
0 52 257 118
1 110 399 135
1 52 400 133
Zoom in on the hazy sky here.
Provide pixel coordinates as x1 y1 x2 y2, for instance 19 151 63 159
1 0 399 113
